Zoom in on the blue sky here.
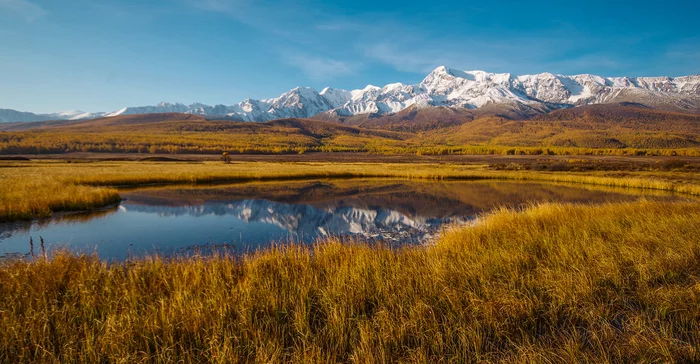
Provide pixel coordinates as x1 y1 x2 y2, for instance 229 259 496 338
1 0 698 113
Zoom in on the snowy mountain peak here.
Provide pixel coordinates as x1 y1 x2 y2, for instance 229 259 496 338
319 87 352 109
2 67 700 123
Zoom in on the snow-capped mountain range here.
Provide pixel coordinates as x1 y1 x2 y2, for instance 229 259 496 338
2 66 699 123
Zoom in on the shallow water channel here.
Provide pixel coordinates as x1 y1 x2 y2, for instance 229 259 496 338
0 179 686 261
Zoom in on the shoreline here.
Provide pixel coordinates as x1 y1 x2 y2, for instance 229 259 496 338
5 151 700 164
2 200 698 362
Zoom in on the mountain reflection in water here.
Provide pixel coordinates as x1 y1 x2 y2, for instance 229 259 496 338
121 199 459 243
0 179 680 261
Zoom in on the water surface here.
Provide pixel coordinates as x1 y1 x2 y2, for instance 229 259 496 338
0 179 683 260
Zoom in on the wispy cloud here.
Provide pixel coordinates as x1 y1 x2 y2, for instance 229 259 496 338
358 18 644 76
284 53 357 81
361 36 559 75
186 0 358 81
0 0 46 22
666 50 700 60
666 37 700 61
315 19 363 32
542 54 624 75
181 0 642 80
662 37 700 76
189 0 252 17
362 43 458 74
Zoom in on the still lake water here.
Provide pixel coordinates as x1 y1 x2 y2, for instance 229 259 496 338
0 179 684 260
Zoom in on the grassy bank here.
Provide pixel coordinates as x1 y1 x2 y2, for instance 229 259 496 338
1 200 698 362
0 178 120 221
1 160 700 221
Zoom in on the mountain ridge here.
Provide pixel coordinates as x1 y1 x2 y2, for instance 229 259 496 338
2 66 699 123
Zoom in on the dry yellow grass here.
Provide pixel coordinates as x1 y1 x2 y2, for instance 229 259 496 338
1 160 700 221
0 172 119 221
1 200 698 362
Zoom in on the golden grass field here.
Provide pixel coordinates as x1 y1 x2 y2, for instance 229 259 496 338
0 200 698 362
1 159 699 362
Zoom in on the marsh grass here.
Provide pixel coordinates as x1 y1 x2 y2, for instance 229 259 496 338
0 200 698 362
1 160 700 221
0 177 119 221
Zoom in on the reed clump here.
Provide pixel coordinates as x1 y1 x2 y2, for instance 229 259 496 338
0 200 698 362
